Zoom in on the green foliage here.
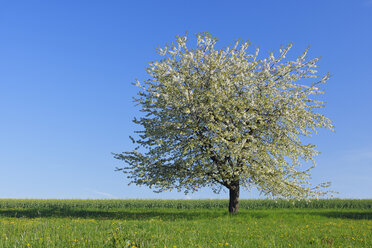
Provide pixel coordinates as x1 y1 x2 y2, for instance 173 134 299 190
115 32 334 199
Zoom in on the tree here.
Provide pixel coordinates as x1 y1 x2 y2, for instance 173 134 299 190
114 32 334 214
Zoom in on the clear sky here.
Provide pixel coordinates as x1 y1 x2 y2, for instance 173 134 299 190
1 0 371 199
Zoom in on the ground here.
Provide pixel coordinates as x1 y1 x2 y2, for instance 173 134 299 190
0 200 371 247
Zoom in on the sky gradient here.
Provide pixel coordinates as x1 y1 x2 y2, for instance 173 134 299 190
1 0 371 199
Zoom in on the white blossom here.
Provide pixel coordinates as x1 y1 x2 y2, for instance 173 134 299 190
114 32 334 203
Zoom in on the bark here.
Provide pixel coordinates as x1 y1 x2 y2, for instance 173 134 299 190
228 182 240 214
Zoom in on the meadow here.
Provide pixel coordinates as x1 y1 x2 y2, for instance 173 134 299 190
0 199 371 247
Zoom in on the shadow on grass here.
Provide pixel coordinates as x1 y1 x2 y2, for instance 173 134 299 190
0 208 370 220
0 208 271 220
309 211 372 220
0 208 228 220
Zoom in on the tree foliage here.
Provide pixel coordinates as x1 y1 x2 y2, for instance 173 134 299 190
114 32 334 203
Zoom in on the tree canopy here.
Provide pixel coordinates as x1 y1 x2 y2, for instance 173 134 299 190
114 32 334 213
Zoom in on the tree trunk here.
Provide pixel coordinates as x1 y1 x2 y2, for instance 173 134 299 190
228 183 240 214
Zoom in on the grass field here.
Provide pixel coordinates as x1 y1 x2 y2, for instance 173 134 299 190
0 199 371 247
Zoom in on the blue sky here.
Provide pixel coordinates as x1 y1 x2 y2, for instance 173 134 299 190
0 0 371 199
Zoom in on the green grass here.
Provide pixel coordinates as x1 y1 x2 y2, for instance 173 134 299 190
0 200 371 247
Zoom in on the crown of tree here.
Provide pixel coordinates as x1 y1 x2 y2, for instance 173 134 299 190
114 32 334 213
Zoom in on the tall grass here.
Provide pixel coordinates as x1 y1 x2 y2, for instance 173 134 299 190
0 199 370 210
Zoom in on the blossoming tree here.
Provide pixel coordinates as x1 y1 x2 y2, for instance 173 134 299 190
114 32 334 213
